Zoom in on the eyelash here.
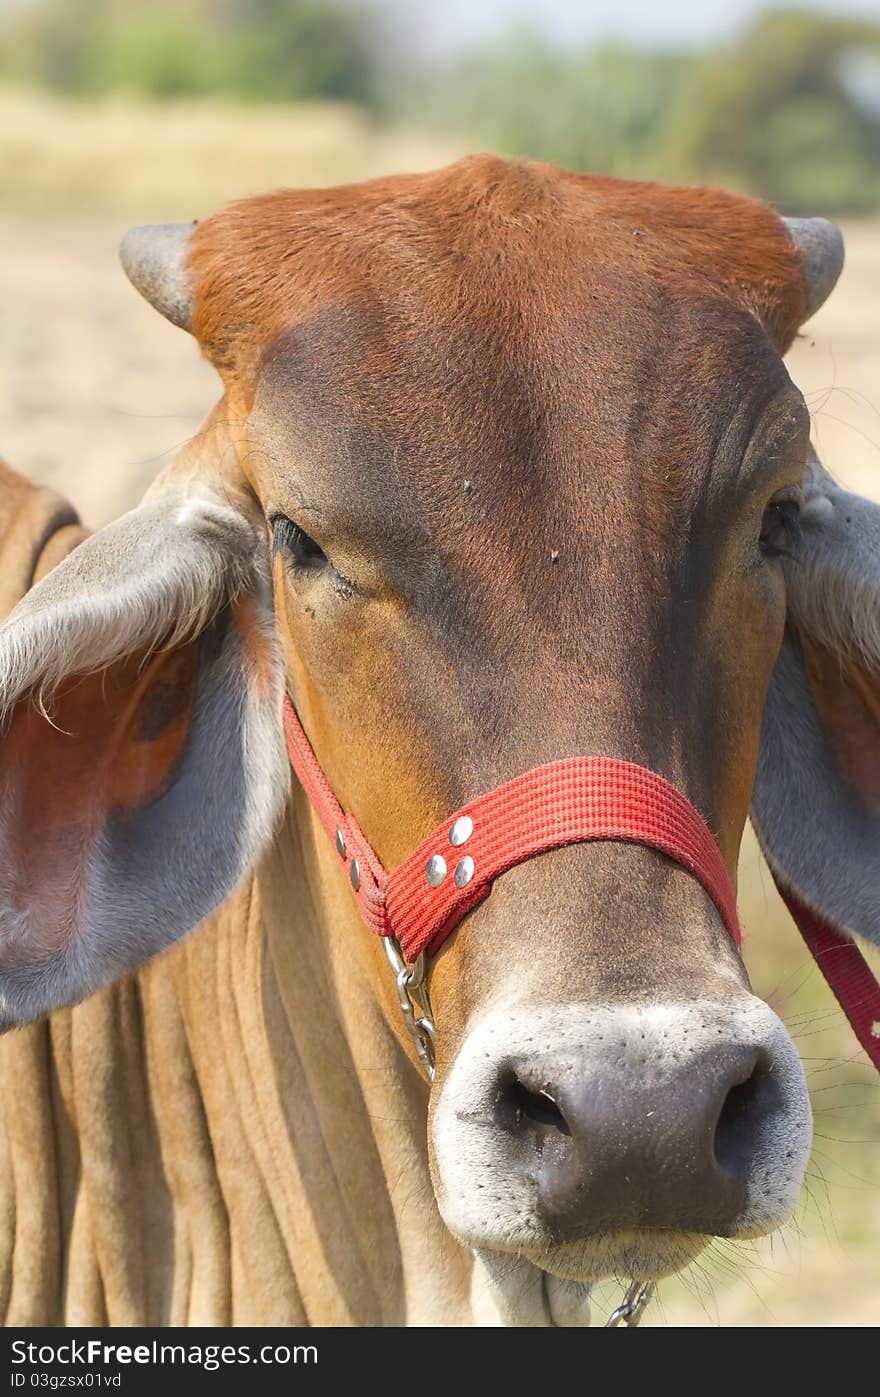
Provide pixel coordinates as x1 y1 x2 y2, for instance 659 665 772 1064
271 515 328 570
270 513 356 599
759 498 802 559
272 496 801 595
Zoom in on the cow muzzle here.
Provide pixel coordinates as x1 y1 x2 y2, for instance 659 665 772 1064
431 997 811 1281
282 693 868 1308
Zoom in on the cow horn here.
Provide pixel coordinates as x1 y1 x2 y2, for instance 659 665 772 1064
119 222 195 332
782 216 845 320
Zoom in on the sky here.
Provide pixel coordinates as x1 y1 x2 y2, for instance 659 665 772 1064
389 0 880 54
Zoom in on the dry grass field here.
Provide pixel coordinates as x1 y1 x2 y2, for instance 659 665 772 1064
1 93 878 1327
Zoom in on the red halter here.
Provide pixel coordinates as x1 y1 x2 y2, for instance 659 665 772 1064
283 697 880 1070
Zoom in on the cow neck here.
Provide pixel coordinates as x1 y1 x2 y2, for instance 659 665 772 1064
280 745 645 1327
270 787 479 1322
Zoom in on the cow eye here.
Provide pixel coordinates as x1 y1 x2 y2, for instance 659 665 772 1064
759 496 802 559
271 514 328 571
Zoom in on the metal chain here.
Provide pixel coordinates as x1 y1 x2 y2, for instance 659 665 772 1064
383 936 436 1081
605 1280 656 1326
382 937 654 1326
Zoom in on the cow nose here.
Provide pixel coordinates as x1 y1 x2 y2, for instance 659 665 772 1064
432 1002 812 1255
496 1039 783 1238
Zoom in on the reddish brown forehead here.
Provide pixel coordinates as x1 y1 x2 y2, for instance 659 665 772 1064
187 155 809 381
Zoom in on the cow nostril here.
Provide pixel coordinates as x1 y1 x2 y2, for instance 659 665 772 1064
713 1054 774 1179
500 1070 571 1138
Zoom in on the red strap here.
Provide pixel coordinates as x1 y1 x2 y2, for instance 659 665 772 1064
385 756 740 959
284 696 880 1072
775 882 880 1071
283 697 739 960
283 700 390 936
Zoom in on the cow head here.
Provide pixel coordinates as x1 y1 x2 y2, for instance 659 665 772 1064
0 158 875 1317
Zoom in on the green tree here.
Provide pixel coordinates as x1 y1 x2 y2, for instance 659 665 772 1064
403 30 687 180
396 8 880 213
666 9 880 212
218 0 379 104
0 0 382 104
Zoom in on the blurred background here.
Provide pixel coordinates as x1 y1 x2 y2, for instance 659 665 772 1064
1 0 878 1326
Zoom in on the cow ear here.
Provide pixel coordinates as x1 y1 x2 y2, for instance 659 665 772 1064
0 483 287 1029
752 456 880 947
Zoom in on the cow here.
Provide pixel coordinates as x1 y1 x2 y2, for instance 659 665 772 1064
0 155 876 1327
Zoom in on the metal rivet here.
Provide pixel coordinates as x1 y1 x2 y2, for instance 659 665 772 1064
449 815 473 847
425 854 447 888
349 858 360 891
335 829 346 858
454 856 475 888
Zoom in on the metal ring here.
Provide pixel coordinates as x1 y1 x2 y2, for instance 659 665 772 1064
605 1281 655 1327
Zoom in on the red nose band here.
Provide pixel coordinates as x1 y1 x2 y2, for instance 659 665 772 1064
283 698 740 962
284 696 880 1073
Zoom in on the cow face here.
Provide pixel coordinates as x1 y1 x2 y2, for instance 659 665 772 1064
0 159 875 1314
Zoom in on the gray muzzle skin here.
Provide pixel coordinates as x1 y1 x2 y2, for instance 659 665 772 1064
432 998 811 1277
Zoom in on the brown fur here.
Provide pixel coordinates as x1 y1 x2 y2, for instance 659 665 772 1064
802 632 880 812
185 158 810 995
189 157 808 380
0 160 833 1322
